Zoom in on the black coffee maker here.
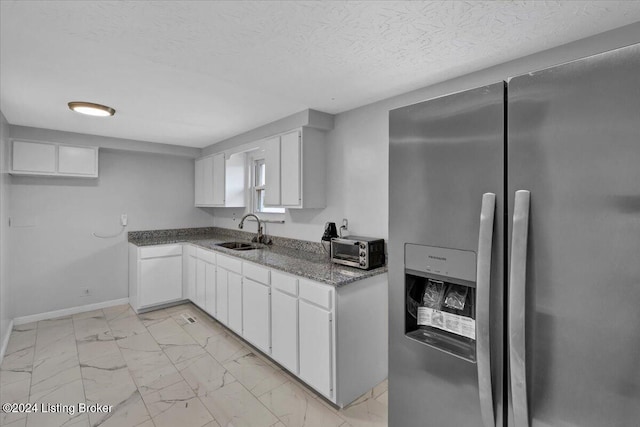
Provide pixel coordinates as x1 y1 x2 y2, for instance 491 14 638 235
322 222 338 242
321 222 338 257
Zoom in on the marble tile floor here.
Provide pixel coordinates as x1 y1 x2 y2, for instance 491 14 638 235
0 303 388 427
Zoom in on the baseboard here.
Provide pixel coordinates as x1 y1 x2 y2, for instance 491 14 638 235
0 319 15 365
13 298 130 326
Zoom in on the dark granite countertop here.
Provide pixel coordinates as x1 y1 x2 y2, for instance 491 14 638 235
128 227 387 287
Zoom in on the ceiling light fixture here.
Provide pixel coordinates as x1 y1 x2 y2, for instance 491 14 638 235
68 101 116 117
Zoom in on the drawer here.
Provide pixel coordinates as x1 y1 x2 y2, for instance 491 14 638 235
196 248 216 264
271 270 297 296
139 244 182 259
217 253 242 274
298 278 333 310
243 262 270 285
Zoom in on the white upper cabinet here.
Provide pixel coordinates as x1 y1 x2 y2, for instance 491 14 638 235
194 158 205 205
263 136 281 206
195 152 245 207
10 140 98 178
58 145 98 176
280 131 302 206
264 127 326 209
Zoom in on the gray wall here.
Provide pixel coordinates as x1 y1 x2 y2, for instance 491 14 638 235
1 112 11 353
210 22 640 242
8 131 214 318
3 22 638 322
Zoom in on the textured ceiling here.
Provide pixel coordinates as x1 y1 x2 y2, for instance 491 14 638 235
1 1 640 148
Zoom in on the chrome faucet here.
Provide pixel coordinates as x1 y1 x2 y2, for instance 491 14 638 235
238 213 268 244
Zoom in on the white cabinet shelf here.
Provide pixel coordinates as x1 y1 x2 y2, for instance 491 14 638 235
10 140 98 178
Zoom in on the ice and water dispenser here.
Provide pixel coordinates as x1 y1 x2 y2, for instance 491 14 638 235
405 244 477 362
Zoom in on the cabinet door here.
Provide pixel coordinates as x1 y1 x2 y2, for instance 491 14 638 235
196 259 206 309
205 262 216 316
58 145 97 176
280 131 301 206
228 272 243 334
212 153 226 205
271 289 298 373
203 156 215 205
12 140 56 173
186 253 197 301
195 158 205 206
299 300 332 398
216 268 229 325
242 278 270 353
140 256 182 307
263 136 281 206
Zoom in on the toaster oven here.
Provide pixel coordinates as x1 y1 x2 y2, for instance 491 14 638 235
330 236 385 270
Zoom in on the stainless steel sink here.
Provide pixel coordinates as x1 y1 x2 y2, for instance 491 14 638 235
215 241 261 251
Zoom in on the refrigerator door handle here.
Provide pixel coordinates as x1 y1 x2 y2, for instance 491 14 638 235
509 190 531 427
477 192 496 427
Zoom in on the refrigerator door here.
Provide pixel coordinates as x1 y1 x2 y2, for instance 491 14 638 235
389 83 505 427
508 43 640 427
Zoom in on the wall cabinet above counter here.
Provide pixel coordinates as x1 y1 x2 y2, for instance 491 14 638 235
264 128 326 209
195 126 326 209
10 140 99 178
194 152 245 207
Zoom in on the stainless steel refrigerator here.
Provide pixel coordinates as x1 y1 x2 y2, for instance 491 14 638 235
388 43 640 427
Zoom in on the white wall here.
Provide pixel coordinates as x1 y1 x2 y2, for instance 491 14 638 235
210 22 640 243
0 112 12 354
8 137 214 318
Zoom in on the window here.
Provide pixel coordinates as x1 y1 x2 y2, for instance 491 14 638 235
253 158 285 213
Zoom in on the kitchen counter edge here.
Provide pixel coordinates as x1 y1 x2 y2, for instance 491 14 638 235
129 234 387 287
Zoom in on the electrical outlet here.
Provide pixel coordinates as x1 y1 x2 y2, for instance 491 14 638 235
121 214 128 226
80 288 91 297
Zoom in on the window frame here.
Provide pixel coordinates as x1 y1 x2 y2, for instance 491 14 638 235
250 152 285 216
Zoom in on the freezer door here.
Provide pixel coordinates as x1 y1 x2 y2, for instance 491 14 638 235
389 83 505 427
508 43 640 427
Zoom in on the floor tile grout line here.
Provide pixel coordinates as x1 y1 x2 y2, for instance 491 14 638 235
38 303 386 427
170 303 286 427
1 324 36 426
71 312 92 426
102 305 158 427
184 302 354 425
166 305 240 427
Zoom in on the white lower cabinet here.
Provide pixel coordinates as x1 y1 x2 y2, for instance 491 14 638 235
195 260 206 310
271 270 299 373
242 278 271 353
271 288 298 373
195 249 215 312
299 298 333 398
184 245 197 301
129 244 183 313
204 262 216 315
132 242 387 408
215 268 229 325
227 272 243 334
